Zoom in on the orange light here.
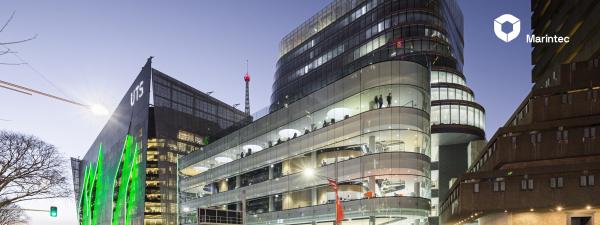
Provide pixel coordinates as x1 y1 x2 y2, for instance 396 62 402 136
530 208 534 212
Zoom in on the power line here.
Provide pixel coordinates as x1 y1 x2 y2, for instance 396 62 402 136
0 82 32 95
0 79 86 107
2 46 81 103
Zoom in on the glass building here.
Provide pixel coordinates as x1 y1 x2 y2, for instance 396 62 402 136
70 58 248 225
179 0 484 225
270 0 486 221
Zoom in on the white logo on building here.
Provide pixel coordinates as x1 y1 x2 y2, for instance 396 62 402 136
130 80 144 106
494 14 520 43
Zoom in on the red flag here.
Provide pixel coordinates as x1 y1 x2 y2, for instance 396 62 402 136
327 178 344 224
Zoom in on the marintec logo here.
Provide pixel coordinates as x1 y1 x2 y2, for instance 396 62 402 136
494 14 521 43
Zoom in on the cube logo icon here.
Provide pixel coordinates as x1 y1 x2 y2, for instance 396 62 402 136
494 14 520 43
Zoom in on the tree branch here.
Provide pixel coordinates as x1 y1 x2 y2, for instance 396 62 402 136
0 11 15 34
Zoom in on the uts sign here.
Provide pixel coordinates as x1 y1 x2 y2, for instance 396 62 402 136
494 14 521 43
130 81 144 106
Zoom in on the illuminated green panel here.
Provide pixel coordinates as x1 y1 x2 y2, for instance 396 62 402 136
78 135 142 225
78 145 104 225
112 134 142 225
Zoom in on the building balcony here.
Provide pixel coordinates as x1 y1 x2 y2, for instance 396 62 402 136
180 106 430 190
246 196 430 225
181 152 430 209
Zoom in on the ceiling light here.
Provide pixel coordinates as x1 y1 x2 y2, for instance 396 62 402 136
215 156 233 163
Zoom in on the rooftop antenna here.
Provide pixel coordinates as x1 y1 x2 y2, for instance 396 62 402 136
244 60 251 115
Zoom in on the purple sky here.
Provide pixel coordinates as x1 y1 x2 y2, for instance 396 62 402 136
0 1 530 224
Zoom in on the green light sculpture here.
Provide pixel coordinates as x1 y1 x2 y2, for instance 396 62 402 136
78 145 104 225
78 134 143 225
112 134 142 225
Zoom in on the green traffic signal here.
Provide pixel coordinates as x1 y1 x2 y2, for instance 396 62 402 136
50 206 57 217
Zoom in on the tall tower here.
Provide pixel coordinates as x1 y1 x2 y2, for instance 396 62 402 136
244 61 250 115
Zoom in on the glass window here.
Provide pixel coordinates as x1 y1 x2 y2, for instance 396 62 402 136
450 105 459 124
431 106 440 125
448 88 456 99
468 107 475 126
459 105 467 124
439 72 447 83
528 179 534 190
440 88 448 100
441 105 450 124
431 71 439 83
432 88 439 100
558 177 564 188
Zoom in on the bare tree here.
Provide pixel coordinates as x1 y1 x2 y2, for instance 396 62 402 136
0 11 37 65
0 130 71 210
0 202 28 225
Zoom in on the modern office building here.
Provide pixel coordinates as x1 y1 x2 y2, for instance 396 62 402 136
440 1 600 225
179 0 484 224
70 58 248 225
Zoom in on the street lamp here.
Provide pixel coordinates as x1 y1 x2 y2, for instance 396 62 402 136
89 104 109 116
0 79 109 116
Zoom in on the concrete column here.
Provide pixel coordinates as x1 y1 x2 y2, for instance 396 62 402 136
311 151 318 206
311 188 318 206
311 151 317 167
369 136 376 153
241 190 246 225
368 176 376 195
414 182 421 197
268 195 274 212
269 165 274 180
236 175 241 189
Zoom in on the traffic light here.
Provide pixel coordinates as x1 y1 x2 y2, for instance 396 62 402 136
50 206 57 217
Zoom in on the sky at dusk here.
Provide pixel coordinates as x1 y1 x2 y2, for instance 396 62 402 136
0 1 530 224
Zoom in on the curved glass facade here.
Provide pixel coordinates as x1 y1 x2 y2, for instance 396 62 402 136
267 0 484 223
431 70 466 86
431 104 485 130
431 87 474 101
270 0 466 112
178 1 485 225
179 60 432 225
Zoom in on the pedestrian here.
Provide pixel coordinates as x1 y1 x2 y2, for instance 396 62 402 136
387 92 392 106
378 95 383 108
374 95 379 109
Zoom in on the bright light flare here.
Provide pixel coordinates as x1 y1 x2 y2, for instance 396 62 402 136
303 167 315 177
89 104 109 116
